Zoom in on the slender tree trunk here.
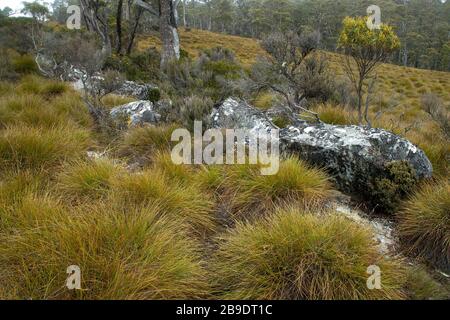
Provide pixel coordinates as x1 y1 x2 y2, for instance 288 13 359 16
183 0 187 27
159 0 180 68
357 80 363 125
126 8 143 55
80 0 111 58
116 0 123 54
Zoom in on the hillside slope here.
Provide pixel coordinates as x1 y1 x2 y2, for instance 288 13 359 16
138 28 450 111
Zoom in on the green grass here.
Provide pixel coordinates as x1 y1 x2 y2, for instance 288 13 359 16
397 180 450 272
101 94 136 109
211 208 407 300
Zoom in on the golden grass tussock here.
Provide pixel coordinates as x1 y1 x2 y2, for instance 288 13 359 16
56 158 125 203
117 124 179 161
0 125 91 174
210 207 407 300
222 156 333 219
397 180 450 272
101 94 137 109
404 265 449 300
314 103 356 125
109 169 216 235
0 194 208 299
0 76 92 129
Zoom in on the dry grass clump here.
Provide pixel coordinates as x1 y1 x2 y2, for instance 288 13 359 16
0 195 208 299
109 169 215 235
0 170 48 208
193 165 226 194
404 265 449 300
0 77 92 129
211 208 406 300
314 103 355 125
223 156 332 219
397 180 450 272
252 92 276 110
101 94 136 109
117 124 178 161
16 75 69 97
150 151 195 184
57 159 125 203
0 125 91 173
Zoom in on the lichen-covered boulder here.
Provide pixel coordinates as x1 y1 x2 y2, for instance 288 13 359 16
110 101 161 127
210 98 433 194
280 124 432 193
211 98 276 135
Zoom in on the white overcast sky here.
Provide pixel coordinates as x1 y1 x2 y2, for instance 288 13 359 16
1 0 52 14
1 0 26 12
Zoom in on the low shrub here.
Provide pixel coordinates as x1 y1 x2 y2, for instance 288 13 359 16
368 161 418 214
397 181 450 272
177 95 214 131
103 49 161 83
147 87 161 103
211 208 406 299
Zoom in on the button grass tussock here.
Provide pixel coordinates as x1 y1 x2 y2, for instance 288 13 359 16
210 208 407 300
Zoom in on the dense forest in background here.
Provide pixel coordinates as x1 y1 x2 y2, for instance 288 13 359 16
179 0 450 71
4 0 448 71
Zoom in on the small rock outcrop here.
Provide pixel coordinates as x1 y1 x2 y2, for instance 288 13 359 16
70 69 158 101
110 101 161 127
211 98 276 135
114 81 159 100
210 98 433 194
